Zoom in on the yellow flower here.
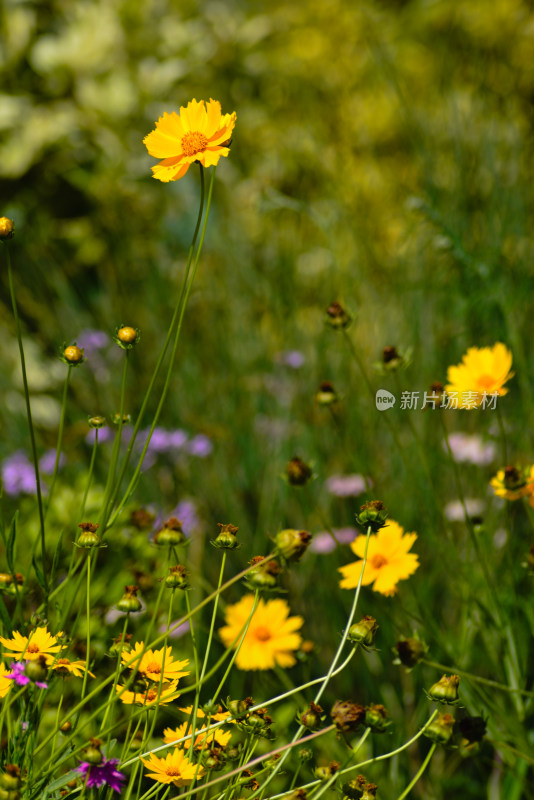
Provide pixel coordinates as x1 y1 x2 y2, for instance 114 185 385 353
490 465 534 502
141 748 204 787
0 626 65 661
163 722 232 749
121 641 189 683
48 657 95 678
0 664 13 698
338 520 419 596
219 595 303 671
178 704 232 723
143 99 237 182
445 343 513 409
115 680 180 706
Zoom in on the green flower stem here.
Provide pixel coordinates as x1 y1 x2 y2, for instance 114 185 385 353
310 728 371 800
49 693 64 763
107 167 216 532
80 553 93 702
244 526 373 800
396 743 436 800
101 615 130 737
496 401 508 465
422 659 534 699
98 350 130 531
265 710 440 800
193 551 226 722
104 164 206 530
4 243 48 589
80 428 99 519
209 590 260 704
35 554 277 763
44 364 72 517
162 725 337 800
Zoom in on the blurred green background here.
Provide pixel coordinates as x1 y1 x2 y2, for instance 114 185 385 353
2 1 534 795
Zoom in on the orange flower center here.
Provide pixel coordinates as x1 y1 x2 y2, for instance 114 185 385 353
146 661 161 674
476 375 495 391
371 554 388 570
57 659 69 666
166 768 182 777
181 131 208 157
146 690 157 702
254 626 272 642
27 644 40 653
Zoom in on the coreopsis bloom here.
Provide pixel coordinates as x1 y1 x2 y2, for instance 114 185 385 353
78 758 125 793
121 641 189 683
115 680 180 706
141 748 204 787
445 343 513 409
219 594 304 670
179 705 233 723
338 520 419 596
490 465 534 503
0 664 13 697
143 98 236 182
0 626 64 661
49 657 95 678
163 721 231 749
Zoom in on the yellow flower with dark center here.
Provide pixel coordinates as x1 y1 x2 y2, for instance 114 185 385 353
115 680 180 706
163 722 231 749
0 664 13 698
219 595 303 671
49 657 95 678
143 99 237 182
338 520 419 596
445 343 513 409
490 465 534 502
0 626 65 661
141 748 204 786
121 641 189 683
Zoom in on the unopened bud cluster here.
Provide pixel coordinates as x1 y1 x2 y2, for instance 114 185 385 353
154 518 187 547
76 522 102 549
427 674 460 704
114 326 140 350
348 616 378 648
211 523 240 550
165 565 189 589
275 528 312 562
325 301 352 329
116 585 142 613
355 501 388 532
243 556 282 592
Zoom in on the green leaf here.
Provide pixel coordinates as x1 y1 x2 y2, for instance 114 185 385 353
32 554 48 592
6 510 19 573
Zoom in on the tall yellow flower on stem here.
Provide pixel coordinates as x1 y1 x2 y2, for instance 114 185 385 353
143 99 237 182
219 595 303 670
121 641 189 683
338 520 419 596
163 722 232 749
445 343 513 409
0 627 65 661
141 748 204 787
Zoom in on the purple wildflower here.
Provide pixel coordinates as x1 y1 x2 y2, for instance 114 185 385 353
186 434 213 457
77 329 110 354
170 499 199 535
7 661 47 689
326 474 369 497
78 758 125 793
1 451 37 495
445 433 496 466
310 527 358 554
277 350 306 369
39 449 66 475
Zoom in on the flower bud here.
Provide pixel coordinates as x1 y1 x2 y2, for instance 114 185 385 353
109 633 132 656
331 700 366 733
225 697 253 719
60 721 72 733
24 655 48 684
286 456 312 486
211 523 240 550
424 712 455 744
62 344 85 365
342 776 367 799
243 556 282 591
393 636 427 668
355 501 388 532
112 413 131 425
298 748 313 762
115 326 140 349
165 565 189 589
275 529 312 562
0 766 21 791
315 381 338 406
286 791 307 800
325 301 352 329
382 346 403 370
427 674 460 704
361 783 378 799
314 762 340 781
81 739 103 765
76 522 101 549
0 218 15 240
88 415 106 429
299 702 324 731
129 508 155 530
364 703 390 733
154 517 187 547
116 585 142 613
348 616 378 648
